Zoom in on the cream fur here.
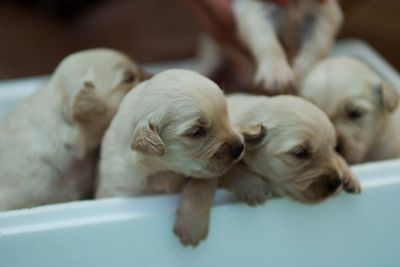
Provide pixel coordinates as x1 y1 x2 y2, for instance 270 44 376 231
231 0 343 93
0 49 145 210
300 56 400 163
96 69 244 247
222 94 361 205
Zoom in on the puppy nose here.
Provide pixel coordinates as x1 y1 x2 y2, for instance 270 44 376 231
327 178 342 192
230 142 244 159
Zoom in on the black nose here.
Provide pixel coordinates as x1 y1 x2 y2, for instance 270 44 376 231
327 178 342 192
230 142 244 159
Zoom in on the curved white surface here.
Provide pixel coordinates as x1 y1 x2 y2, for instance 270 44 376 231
0 40 400 267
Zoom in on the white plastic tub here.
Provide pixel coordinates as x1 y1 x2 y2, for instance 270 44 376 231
0 40 400 267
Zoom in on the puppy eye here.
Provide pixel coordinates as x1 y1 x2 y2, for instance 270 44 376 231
291 147 309 159
123 72 136 84
347 109 363 120
187 126 206 139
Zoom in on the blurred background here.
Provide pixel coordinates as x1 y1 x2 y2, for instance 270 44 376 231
0 0 398 79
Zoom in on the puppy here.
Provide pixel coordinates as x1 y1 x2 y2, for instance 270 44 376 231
231 0 343 93
222 94 361 205
300 57 400 164
0 49 148 211
96 69 244 246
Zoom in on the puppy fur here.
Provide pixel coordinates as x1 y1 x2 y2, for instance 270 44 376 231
96 70 243 246
222 94 361 205
300 56 400 163
231 0 343 93
0 49 146 211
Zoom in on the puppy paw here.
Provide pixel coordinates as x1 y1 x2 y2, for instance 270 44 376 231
234 181 268 207
255 60 296 95
173 208 209 247
343 177 362 194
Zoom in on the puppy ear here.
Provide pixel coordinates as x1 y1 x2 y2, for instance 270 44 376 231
73 81 107 122
242 124 267 149
376 82 399 113
131 122 165 156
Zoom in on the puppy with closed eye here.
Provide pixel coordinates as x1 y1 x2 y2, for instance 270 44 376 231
0 48 148 211
221 94 361 205
300 57 400 164
96 69 244 246
231 0 343 94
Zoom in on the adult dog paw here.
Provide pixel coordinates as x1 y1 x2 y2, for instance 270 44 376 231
255 60 296 95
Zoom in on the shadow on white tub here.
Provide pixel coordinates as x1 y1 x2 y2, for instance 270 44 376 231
0 39 400 267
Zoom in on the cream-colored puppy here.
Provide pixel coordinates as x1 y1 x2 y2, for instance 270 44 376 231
222 94 361 205
96 69 244 246
232 0 343 93
300 57 400 163
0 49 147 211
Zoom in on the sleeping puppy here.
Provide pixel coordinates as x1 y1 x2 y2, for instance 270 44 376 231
300 57 400 164
96 69 244 246
0 49 148 211
222 94 361 205
232 0 343 93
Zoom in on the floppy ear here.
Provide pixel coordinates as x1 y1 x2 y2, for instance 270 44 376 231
73 81 107 122
242 124 267 149
376 82 399 113
131 122 165 156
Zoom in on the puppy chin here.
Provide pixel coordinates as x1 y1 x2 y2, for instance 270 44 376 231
191 160 238 179
288 188 341 205
277 179 342 205
190 169 220 179
191 166 230 179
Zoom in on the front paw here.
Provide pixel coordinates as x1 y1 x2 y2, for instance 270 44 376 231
173 208 209 247
343 176 362 194
233 180 268 206
255 60 296 95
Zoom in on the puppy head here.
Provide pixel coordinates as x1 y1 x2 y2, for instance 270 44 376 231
130 70 244 178
51 48 149 126
241 96 354 204
300 57 399 164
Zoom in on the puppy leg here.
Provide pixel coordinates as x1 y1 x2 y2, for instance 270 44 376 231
336 155 362 194
221 163 269 206
195 35 224 77
232 0 295 94
173 179 218 247
293 0 343 79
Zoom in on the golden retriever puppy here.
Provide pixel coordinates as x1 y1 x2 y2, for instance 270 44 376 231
300 57 400 163
96 69 244 246
222 94 361 205
0 49 147 211
232 0 343 93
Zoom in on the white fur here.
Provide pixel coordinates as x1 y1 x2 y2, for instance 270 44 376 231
0 49 144 210
222 93 361 205
231 0 343 92
96 69 243 198
300 56 400 163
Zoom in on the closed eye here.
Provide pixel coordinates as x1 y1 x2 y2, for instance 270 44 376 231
346 109 364 120
290 146 310 160
122 71 136 84
185 126 206 139
345 100 373 121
